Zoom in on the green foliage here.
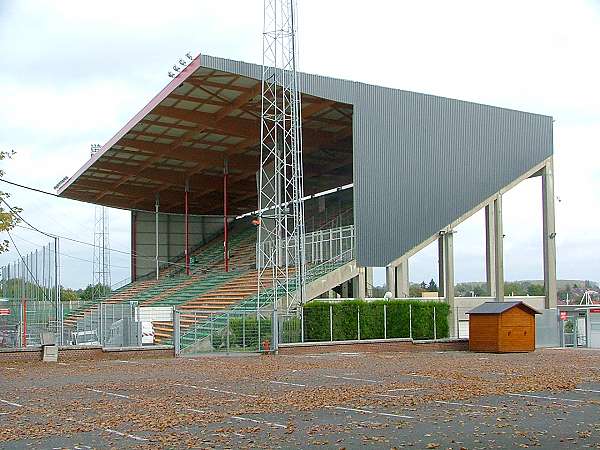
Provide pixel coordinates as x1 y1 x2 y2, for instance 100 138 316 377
0 150 20 254
212 316 273 350
302 299 449 342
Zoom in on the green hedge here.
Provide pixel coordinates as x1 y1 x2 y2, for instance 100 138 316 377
302 299 449 342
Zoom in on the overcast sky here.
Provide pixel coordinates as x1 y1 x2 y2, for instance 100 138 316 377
0 0 599 289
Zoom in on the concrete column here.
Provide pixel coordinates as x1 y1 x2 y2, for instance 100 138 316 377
396 259 410 298
385 266 396 296
542 159 558 309
386 261 409 297
485 203 497 297
493 195 504 302
341 281 349 298
438 234 445 298
443 231 456 337
357 267 373 299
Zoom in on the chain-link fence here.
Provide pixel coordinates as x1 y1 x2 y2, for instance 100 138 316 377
175 308 275 355
174 301 449 355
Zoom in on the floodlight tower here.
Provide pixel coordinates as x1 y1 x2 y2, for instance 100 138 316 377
91 145 112 300
257 0 306 330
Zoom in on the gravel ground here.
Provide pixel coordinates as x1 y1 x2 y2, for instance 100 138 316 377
1 348 600 449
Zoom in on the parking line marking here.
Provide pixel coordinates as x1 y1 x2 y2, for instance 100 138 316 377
324 375 378 383
185 408 205 414
86 388 131 399
231 415 287 429
268 380 306 387
104 428 148 441
325 405 413 419
175 383 259 398
0 412 11 415
57 362 69 366
387 387 424 392
66 418 148 442
508 393 584 403
575 388 600 394
374 393 408 399
0 399 23 408
405 373 434 379
435 400 497 409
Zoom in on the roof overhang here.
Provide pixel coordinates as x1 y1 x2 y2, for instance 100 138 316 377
58 54 353 215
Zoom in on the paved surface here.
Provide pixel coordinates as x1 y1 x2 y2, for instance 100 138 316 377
1 348 600 448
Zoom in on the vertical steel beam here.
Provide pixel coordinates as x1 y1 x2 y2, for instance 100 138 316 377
485 203 497 297
542 159 558 309
131 212 137 282
493 196 504 302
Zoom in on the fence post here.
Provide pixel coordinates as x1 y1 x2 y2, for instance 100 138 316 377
409 304 413 340
329 304 333 342
301 306 304 343
226 313 230 354
357 305 361 340
433 305 437 340
383 304 387 340
242 311 246 350
173 309 180 355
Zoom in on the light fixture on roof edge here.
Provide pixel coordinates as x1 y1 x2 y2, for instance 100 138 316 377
168 52 193 78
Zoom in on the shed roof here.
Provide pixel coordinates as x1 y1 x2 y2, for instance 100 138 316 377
466 301 541 315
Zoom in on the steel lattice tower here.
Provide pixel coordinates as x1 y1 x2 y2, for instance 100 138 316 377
91 145 112 300
92 205 111 300
257 0 306 317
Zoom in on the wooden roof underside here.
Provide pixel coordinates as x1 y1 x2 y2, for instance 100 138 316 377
60 64 353 215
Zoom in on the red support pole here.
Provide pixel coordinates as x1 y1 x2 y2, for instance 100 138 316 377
131 212 137 281
185 181 190 276
224 161 229 272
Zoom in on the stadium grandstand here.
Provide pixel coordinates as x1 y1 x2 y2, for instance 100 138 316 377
56 53 557 344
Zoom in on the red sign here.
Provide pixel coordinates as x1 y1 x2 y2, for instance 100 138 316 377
590 309 600 314
0 309 10 316
560 311 568 321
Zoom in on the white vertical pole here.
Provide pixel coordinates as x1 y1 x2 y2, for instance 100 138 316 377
155 194 160 280
383 304 387 340
329 304 333 342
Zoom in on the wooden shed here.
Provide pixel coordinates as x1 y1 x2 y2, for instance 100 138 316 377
467 301 540 353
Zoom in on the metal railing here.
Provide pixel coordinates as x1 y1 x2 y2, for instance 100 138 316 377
257 225 355 269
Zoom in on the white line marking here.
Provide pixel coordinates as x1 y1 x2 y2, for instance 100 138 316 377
231 415 287 429
0 412 11 415
268 380 306 387
175 383 258 398
0 399 23 407
57 362 69 366
185 408 205 414
508 393 584 403
405 373 433 379
325 405 413 419
435 400 497 409
104 428 148 441
575 388 600 394
374 394 409 399
66 418 148 442
86 388 131 399
324 375 378 383
387 387 424 392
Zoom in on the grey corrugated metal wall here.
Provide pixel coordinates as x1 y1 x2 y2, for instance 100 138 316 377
200 55 553 267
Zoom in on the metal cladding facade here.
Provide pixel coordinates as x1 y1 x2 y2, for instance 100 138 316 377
201 55 554 267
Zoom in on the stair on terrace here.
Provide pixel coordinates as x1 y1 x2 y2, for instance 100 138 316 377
62 226 256 330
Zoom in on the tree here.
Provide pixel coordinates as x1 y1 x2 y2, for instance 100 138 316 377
420 281 427 290
427 278 438 293
0 150 21 253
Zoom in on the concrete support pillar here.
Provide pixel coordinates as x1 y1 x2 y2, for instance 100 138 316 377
437 231 456 336
493 195 504 302
341 281 349 298
542 159 558 309
385 266 396 296
357 267 373 299
386 260 409 297
484 203 496 297
443 231 455 337
438 235 445 298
